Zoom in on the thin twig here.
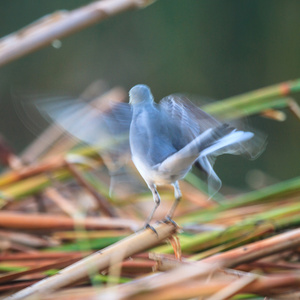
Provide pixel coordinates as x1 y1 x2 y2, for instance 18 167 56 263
65 160 117 217
44 187 80 216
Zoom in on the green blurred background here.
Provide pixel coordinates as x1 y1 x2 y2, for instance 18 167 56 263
0 0 299 191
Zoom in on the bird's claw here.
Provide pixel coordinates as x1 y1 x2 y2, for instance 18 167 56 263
145 223 158 236
163 216 178 228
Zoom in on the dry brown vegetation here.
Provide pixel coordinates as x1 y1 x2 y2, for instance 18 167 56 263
0 1 300 299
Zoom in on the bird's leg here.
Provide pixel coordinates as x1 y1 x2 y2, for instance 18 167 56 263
165 181 182 224
144 184 161 231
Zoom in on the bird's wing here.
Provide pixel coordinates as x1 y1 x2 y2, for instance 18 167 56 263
37 97 132 152
159 94 267 195
159 94 221 140
37 97 133 178
37 97 136 196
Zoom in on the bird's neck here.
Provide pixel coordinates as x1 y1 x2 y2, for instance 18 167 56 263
131 100 154 112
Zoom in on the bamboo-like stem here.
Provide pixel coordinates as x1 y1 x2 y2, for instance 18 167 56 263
0 0 157 67
0 251 86 261
202 227 300 267
0 256 83 285
126 273 300 300
0 157 67 187
0 158 102 208
203 79 300 119
5 222 176 300
179 176 300 224
96 227 300 299
0 229 57 248
0 212 140 231
155 199 300 255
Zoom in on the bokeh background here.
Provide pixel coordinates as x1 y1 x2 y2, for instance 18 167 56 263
0 0 299 191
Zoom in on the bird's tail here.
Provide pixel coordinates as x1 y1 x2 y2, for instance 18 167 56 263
158 124 254 194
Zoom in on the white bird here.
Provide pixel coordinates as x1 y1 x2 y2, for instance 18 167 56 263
129 84 261 225
39 84 265 227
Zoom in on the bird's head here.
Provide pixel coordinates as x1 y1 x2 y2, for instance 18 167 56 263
129 84 154 105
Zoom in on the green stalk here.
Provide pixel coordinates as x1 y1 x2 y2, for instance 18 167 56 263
179 176 300 224
203 78 300 119
153 184 300 255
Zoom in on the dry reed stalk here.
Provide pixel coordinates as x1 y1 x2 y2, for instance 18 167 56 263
126 273 300 300
121 259 156 271
52 230 131 240
0 251 87 261
95 228 300 299
5 222 176 300
275 291 300 300
246 261 300 270
0 259 72 268
0 230 57 248
23 257 300 299
288 99 300 120
0 157 67 187
179 181 215 208
202 227 300 267
65 161 116 217
0 243 38 254
44 187 80 216
260 108 286 121
0 281 40 294
205 274 258 300
99 261 225 300
0 212 140 231
0 0 157 67
0 256 83 285
20 125 69 165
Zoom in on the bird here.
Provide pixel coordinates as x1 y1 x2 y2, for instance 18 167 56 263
129 84 262 225
38 84 265 227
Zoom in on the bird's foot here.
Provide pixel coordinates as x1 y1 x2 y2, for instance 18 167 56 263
163 215 178 228
145 223 158 236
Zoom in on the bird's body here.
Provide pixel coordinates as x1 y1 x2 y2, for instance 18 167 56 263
130 101 189 186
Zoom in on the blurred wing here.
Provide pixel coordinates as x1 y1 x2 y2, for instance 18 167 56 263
159 94 221 140
37 97 135 196
160 94 267 195
37 97 132 166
